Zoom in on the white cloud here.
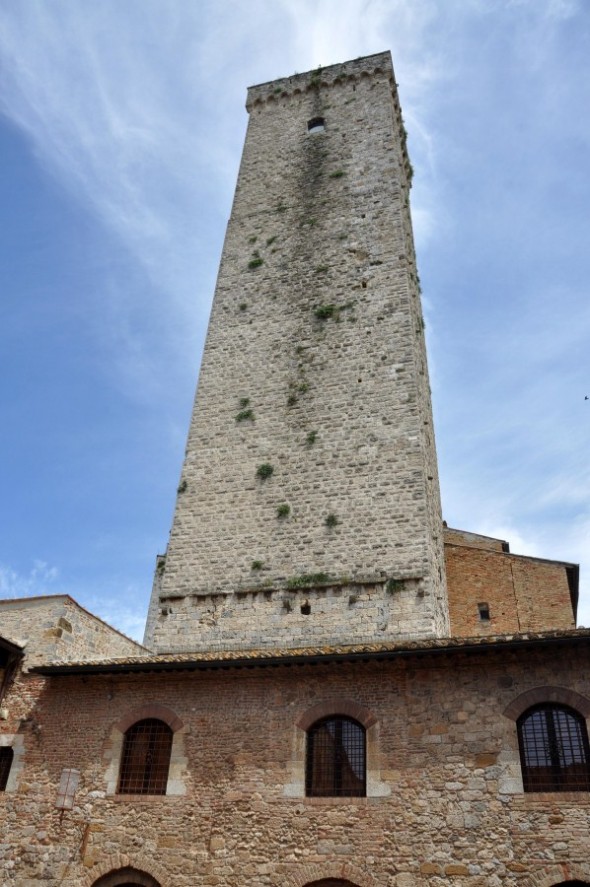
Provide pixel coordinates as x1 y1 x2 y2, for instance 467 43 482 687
0 560 59 599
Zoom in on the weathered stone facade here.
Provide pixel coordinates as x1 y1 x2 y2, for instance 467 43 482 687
2 638 590 886
1 52 588 887
0 595 145 669
146 51 448 653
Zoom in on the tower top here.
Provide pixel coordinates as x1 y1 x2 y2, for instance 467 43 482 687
246 51 393 109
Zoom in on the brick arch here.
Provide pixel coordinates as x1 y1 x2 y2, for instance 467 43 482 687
82 853 168 887
296 698 377 731
517 863 590 887
114 703 183 735
92 868 160 887
503 686 590 721
278 861 376 887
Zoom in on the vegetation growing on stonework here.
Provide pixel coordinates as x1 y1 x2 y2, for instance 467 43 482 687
248 251 263 269
286 572 330 589
177 480 187 494
386 578 404 594
276 504 290 519
325 513 339 528
329 169 345 178
235 396 254 422
306 430 317 446
314 304 336 321
256 463 274 480
251 560 264 571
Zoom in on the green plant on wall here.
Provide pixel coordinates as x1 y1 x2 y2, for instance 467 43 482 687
256 463 274 480
325 513 339 528
306 430 318 447
251 560 264 571
314 301 355 323
286 572 330 589
314 304 336 321
276 503 290 519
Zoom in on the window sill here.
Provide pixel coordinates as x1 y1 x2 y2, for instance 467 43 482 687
109 793 177 803
303 795 370 806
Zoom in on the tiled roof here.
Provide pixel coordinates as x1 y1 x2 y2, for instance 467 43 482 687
31 628 590 675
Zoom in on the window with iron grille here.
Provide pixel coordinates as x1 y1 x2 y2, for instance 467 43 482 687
518 704 590 792
117 718 173 795
0 747 13 791
306 716 366 797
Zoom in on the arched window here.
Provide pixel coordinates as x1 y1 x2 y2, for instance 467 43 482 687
117 718 173 795
518 704 590 792
92 867 162 887
306 716 366 797
0 747 13 791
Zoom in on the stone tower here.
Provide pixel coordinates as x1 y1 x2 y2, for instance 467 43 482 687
145 51 448 653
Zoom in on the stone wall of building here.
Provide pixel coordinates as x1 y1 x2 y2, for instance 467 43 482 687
444 529 576 636
147 52 448 652
0 596 145 668
1 641 590 886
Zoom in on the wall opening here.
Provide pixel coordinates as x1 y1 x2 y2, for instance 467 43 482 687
307 117 325 133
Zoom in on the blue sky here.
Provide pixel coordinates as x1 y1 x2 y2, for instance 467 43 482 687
0 0 589 640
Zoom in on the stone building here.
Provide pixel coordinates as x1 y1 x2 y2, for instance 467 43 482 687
1 51 589 887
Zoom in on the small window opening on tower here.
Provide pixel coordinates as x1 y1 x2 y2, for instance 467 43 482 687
307 117 325 134
301 601 311 615
478 602 490 621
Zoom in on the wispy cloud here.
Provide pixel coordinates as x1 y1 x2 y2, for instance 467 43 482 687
0 558 147 641
0 560 59 599
1 0 588 634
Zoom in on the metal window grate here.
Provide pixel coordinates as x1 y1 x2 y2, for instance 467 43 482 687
0 747 13 791
117 718 173 795
306 716 366 797
518 704 590 792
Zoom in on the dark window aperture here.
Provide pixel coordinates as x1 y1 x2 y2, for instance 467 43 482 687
117 718 173 795
307 117 325 133
518 704 590 792
306 716 366 797
0 747 13 791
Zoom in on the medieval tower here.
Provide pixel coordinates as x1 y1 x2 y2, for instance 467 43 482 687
145 51 449 653
1 50 587 887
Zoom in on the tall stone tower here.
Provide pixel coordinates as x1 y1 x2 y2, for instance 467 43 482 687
145 51 448 653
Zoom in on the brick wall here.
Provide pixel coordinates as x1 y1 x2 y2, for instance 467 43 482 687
2 642 590 885
444 528 576 635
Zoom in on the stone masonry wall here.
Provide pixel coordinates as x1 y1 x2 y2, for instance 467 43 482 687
2 643 590 886
147 52 448 652
444 530 576 636
0 596 145 669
